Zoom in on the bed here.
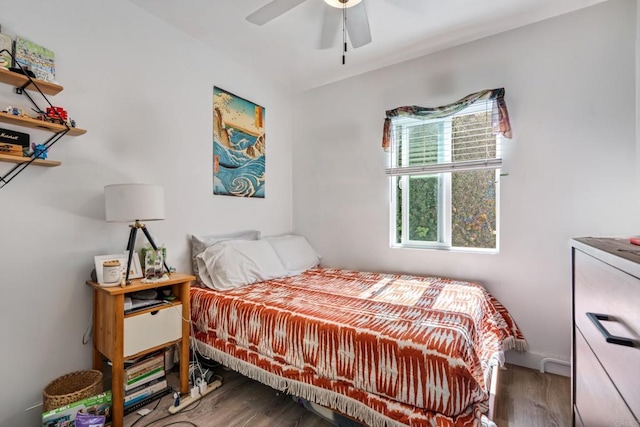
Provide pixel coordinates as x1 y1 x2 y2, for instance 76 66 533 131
189 234 526 426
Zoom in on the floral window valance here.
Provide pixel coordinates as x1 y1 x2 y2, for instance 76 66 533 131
382 88 512 151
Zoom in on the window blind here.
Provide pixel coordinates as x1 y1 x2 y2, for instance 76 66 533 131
382 88 512 176
386 99 502 176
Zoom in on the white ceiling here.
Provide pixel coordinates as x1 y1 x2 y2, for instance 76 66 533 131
129 0 606 92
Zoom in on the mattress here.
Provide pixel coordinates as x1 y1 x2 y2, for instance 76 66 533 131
190 267 525 426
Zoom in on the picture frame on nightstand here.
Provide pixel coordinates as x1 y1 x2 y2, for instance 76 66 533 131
94 252 143 285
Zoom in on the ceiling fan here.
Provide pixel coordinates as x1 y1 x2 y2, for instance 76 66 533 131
246 0 372 50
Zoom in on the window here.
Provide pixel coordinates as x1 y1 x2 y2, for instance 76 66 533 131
384 89 512 251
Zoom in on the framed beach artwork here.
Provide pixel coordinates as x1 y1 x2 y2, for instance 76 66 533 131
213 87 265 198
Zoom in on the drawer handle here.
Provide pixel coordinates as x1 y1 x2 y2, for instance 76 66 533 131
150 310 159 315
586 312 634 347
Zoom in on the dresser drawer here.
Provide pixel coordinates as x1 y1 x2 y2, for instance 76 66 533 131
574 250 640 417
124 304 182 357
574 329 636 426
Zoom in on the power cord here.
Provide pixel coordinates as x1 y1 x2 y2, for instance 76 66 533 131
184 307 208 389
152 423 198 427
161 303 208 388
129 394 164 427
125 296 224 427
82 309 93 345
131 387 205 427
136 414 199 427
194 348 221 369
129 384 207 427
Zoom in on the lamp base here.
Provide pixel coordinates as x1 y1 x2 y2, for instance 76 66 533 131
125 221 170 284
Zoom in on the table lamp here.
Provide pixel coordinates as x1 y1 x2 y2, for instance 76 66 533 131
104 183 170 284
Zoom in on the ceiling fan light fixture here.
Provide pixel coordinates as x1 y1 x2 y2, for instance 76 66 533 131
323 0 362 9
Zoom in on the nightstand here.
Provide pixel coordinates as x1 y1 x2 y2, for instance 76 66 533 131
86 273 195 427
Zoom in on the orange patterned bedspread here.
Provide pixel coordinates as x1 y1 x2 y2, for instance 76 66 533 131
190 268 525 426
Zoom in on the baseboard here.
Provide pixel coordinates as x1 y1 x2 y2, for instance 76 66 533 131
505 351 571 377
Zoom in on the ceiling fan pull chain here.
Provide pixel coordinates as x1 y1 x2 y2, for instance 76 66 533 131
342 0 347 64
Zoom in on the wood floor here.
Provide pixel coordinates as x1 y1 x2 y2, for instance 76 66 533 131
123 363 570 427
493 364 571 427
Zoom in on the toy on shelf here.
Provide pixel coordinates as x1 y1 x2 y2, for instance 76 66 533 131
45 106 67 124
2 106 21 115
2 104 78 128
31 143 47 159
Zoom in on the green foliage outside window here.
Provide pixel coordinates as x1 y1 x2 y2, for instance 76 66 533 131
451 112 496 248
396 176 439 242
452 170 496 248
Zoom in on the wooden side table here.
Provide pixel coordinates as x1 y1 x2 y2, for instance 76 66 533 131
86 273 195 427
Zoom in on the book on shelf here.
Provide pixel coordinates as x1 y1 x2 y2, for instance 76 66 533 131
125 353 164 381
125 377 166 397
124 378 168 407
13 35 55 83
125 385 169 409
0 33 12 69
124 351 163 371
123 387 172 416
124 366 165 391
126 362 164 384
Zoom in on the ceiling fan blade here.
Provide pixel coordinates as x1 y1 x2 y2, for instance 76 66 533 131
246 0 308 26
319 6 341 49
345 1 372 48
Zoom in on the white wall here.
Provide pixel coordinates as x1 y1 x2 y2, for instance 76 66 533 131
0 1 293 425
0 1 636 424
293 0 638 374
637 0 640 182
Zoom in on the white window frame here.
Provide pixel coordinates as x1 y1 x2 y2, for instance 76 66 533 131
389 101 501 252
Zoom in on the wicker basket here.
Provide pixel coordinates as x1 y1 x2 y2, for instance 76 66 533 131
43 370 103 412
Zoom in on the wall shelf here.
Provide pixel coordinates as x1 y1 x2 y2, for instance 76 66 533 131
0 153 61 167
0 67 63 96
0 48 87 188
0 112 86 135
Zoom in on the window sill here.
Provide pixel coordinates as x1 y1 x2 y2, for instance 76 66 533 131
390 244 498 254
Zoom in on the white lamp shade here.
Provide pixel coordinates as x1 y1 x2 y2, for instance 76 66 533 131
104 184 165 223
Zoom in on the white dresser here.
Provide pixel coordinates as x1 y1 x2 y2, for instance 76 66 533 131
571 238 640 426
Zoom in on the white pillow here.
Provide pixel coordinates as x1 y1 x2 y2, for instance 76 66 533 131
196 240 287 290
190 230 260 282
264 235 321 275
